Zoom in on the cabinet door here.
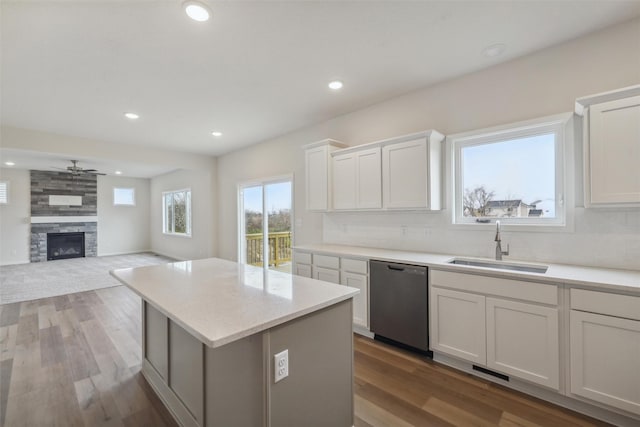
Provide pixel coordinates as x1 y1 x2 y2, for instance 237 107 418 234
332 153 357 210
313 266 340 284
382 138 428 209
486 298 559 390
570 310 640 415
305 145 329 211
430 287 486 364
588 95 640 205
294 263 312 278
356 148 382 209
341 272 368 328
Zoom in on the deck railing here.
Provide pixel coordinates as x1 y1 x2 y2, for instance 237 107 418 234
246 231 292 267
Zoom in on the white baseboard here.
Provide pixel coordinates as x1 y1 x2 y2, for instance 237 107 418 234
353 324 374 338
149 250 186 261
97 249 154 257
0 258 30 267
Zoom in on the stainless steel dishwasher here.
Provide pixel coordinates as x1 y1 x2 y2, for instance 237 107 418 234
369 260 430 354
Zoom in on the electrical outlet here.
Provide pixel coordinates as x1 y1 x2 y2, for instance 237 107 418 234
274 349 289 383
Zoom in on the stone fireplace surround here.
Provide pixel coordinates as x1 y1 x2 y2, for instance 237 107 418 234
30 221 97 263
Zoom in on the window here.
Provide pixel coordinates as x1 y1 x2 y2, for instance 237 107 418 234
163 189 192 236
113 187 135 206
0 181 7 204
452 114 569 226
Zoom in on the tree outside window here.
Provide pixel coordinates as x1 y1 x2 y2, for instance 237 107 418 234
163 189 191 236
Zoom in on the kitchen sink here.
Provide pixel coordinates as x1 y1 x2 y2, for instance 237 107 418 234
447 258 548 274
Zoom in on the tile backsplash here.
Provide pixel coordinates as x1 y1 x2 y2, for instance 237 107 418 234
322 208 640 271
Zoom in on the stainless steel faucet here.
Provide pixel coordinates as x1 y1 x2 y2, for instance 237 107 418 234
495 220 509 260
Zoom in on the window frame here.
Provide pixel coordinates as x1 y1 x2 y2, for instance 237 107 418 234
0 181 8 205
451 113 572 228
162 188 192 237
237 174 294 269
113 187 136 206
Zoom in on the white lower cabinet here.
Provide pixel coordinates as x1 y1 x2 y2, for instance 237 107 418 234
430 287 486 365
294 263 312 278
313 266 340 284
486 298 559 389
341 271 368 328
293 250 369 329
430 270 560 390
569 289 640 416
293 251 312 278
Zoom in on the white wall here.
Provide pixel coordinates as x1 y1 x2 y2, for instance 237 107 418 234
97 175 151 256
150 168 216 261
0 168 30 265
216 18 640 270
0 128 218 265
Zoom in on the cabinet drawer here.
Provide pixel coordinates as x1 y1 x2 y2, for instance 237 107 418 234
571 288 640 321
295 251 312 265
430 270 557 305
341 258 368 275
294 263 312 278
313 267 340 284
313 254 340 269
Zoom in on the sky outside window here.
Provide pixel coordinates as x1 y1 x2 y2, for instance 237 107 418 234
462 133 556 217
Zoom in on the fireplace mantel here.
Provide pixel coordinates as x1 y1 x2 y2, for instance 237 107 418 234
31 216 98 224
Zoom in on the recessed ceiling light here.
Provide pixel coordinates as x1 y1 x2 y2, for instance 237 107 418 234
328 80 344 90
124 112 139 120
4 161 15 166
482 43 507 58
115 171 122 175
211 131 222 137
183 1 211 22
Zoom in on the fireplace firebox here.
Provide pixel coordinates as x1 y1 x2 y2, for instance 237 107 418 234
47 232 85 261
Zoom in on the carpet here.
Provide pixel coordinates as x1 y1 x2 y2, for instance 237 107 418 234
0 252 175 304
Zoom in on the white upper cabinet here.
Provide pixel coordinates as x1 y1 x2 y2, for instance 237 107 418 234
332 147 382 210
331 152 357 210
304 139 347 211
576 85 640 207
356 148 382 209
323 130 444 212
382 131 444 210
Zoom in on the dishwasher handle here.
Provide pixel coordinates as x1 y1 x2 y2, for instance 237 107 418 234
387 265 405 271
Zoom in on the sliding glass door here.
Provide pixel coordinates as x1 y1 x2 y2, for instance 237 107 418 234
239 177 292 273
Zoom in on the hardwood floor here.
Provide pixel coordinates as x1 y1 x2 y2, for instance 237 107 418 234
353 336 611 427
0 286 611 427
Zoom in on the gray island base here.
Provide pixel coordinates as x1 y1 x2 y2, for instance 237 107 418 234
111 258 359 427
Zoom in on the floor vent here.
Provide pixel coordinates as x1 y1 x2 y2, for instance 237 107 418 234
473 365 509 382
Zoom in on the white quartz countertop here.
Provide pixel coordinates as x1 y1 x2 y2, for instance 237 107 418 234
110 258 359 348
294 244 640 294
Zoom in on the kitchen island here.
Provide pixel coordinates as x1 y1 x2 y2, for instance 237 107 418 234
111 257 359 427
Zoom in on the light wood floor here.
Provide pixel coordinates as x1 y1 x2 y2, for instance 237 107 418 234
0 286 611 427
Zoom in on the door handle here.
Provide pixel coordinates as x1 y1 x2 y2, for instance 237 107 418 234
387 265 405 271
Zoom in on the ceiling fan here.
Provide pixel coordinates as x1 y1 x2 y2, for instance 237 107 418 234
54 160 106 176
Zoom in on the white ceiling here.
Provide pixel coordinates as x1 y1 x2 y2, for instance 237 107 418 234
2 0 640 161
0 148 177 178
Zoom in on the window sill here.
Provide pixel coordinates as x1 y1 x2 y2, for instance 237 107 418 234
163 232 192 238
450 220 573 234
